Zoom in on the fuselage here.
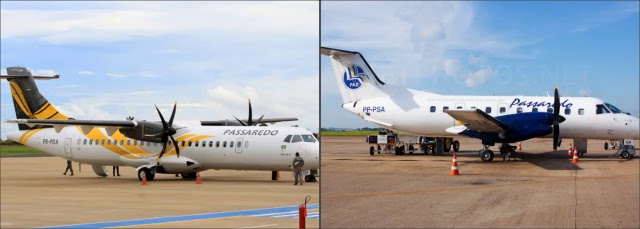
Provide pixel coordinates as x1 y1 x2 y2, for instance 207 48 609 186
342 86 639 140
7 121 319 172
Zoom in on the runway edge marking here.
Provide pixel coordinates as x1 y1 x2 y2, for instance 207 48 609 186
37 204 319 229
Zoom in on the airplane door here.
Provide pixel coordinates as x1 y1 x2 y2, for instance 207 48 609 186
64 138 73 158
453 103 465 129
235 137 243 154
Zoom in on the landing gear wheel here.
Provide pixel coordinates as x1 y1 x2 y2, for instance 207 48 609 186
181 172 197 180
604 142 609 150
305 175 317 182
481 150 494 162
621 150 630 159
453 140 460 152
409 145 414 155
370 146 374 156
137 168 155 181
444 138 452 152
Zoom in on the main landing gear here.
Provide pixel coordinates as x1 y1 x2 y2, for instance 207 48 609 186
478 144 517 162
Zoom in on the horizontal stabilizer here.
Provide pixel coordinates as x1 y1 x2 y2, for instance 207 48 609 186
0 75 59 80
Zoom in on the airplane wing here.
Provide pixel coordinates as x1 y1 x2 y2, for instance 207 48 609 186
444 109 510 133
5 119 136 134
200 118 298 126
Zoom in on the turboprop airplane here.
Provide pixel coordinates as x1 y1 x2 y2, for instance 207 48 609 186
321 47 639 161
2 66 319 181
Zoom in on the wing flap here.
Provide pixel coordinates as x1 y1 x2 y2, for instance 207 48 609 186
444 109 509 133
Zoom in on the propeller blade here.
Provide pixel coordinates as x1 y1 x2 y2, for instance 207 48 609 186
553 86 560 151
155 105 168 130
168 101 177 127
553 124 559 151
255 115 265 126
233 115 247 126
170 135 180 158
157 137 168 161
248 99 253 126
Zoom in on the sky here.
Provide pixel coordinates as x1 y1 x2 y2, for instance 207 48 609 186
321 1 639 128
0 1 319 139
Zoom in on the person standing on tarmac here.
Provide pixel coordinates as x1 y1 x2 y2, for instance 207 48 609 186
63 160 74 176
112 166 121 176
292 152 305 185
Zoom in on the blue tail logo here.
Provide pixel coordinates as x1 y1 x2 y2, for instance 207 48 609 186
343 65 368 90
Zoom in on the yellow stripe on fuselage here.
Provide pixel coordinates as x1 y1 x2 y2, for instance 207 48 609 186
163 134 214 157
22 129 45 144
83 128 137 159
18 130 32 143
110 131 151 157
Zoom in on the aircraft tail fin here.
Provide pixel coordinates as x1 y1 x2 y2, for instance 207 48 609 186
1 67 71 130
321 47 387 103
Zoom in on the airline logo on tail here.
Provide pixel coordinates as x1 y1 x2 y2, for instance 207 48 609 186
343 64 369 90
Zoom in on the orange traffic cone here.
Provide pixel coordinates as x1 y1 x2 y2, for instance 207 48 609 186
195 172 203 184
141 175 148 185
572 147 579 164
450 154 460 176
517 142 522 151
568 143 573 156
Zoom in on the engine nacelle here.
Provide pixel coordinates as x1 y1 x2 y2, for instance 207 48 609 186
156 156 201 174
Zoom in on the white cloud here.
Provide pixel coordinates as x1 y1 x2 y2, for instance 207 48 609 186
106 73 127 78
464 67 493 87
1 2 318 44
128 91 155 96
137 71 158 78
443 59 459 76
55 84 80 89
78 70 95 75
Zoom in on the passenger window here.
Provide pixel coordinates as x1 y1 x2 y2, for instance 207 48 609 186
230 141 234 148
209 141 213 147
120 140 124 146
471 106 476 110
443 106 449 112
195 141 199 147
202 141 206 147
547 108 553 113
245 141 249 148
517 107 523 113
216 141 220 147
188 141 192 147
181 141 185 147
579 108 584 115
89 139 93 145
140 141 144 146
127 140 131 146
223 141 227 147
283 135 292 143
565 108 571 115
499 107 506 114
237 141 242 148
78 139 81 145
532 108 538 112
291 135 303 143
147 142 151 146
456 106 462 109
101 139 105 145
83 139 87 145
107 140 111 145
485 107 492 113
430 106 436 113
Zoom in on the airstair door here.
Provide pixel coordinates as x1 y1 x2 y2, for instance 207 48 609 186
235 138 244 154
64 138 73 158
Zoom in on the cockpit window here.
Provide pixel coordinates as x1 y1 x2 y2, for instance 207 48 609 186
283 135 292 143
291 135 302 143
301 134 317 143
596 104 611 114
604 103 622 114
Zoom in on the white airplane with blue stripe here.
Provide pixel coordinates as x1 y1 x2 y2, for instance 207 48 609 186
321 47 639 161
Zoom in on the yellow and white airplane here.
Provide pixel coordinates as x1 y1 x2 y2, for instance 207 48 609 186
2 66 319 182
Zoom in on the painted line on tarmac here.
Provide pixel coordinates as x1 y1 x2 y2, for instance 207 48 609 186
241 224 278 228
323 174 639 200
38 204 319 229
